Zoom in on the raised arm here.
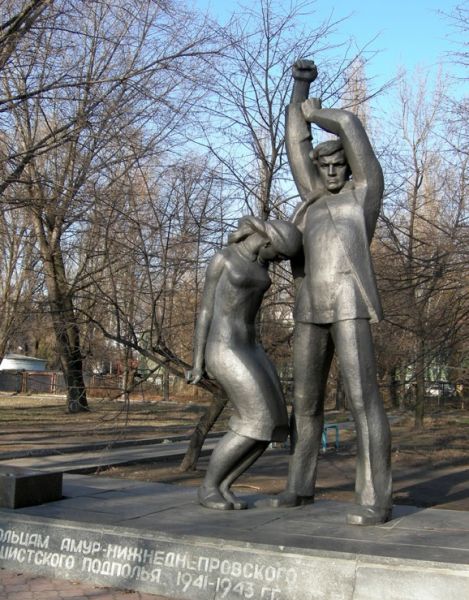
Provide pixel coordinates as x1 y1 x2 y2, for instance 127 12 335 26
286 60 323 210
188 252 225 384
301 103 384 198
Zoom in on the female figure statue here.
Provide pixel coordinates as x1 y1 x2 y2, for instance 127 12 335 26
187 216 302 510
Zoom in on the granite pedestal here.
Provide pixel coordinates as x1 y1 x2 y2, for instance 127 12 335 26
0 466 62 508
0 474 467 600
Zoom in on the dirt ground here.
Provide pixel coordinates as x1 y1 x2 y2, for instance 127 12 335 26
0 394 468 511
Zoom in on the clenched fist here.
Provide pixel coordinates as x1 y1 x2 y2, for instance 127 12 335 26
292 59 318 82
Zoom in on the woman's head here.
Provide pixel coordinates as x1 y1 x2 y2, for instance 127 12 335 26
228 216 302 261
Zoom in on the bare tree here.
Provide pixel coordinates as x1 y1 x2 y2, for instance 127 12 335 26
444 3 469 74
0 0 51 71
200 0 391 220
1 0 220 411
376 69 469 428
0 207 39 358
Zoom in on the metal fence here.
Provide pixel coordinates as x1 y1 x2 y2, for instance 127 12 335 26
0 371 65 394
0 370 197 400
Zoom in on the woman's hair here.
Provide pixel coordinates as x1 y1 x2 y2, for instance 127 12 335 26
228 216 302 258
228 215 264 245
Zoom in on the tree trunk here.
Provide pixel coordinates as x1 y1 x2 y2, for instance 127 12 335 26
179 390 227 472
64 357 88 413
51 301 89 413
121 349 135 402
389 366 399 408
33 218 89 413
162 365 170 402
414 337 426 430
398 362 407 410
335 373 347 411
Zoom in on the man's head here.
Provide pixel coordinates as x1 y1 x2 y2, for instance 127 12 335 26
310 140 350 194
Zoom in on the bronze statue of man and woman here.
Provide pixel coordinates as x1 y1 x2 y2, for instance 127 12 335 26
187 59 392 526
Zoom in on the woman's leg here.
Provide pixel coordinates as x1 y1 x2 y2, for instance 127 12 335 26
220 440 269 509
199 431 259 510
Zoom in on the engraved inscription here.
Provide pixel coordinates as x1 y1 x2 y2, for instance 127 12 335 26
0 522 301 599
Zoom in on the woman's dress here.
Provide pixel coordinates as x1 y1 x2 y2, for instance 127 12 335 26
204 247 288 442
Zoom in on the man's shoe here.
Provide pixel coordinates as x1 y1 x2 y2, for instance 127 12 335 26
256 491 314 508
346 505 392 526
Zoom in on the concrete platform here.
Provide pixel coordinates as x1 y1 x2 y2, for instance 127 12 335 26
0 474 468 600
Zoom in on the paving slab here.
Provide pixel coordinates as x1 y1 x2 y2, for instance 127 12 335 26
0 474 468 600
0 569 172 599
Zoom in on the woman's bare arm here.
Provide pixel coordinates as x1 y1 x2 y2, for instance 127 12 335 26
189 252 225 384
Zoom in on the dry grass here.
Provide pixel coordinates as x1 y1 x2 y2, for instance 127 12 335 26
0 393 225 452
0 393 467 463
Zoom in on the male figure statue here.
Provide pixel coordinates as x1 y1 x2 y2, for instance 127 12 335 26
274 59 392 525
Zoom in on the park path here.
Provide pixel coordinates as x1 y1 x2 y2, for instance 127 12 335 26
0 437 218 473
0 418 361 473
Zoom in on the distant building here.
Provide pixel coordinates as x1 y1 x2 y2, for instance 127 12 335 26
0 354 47 372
